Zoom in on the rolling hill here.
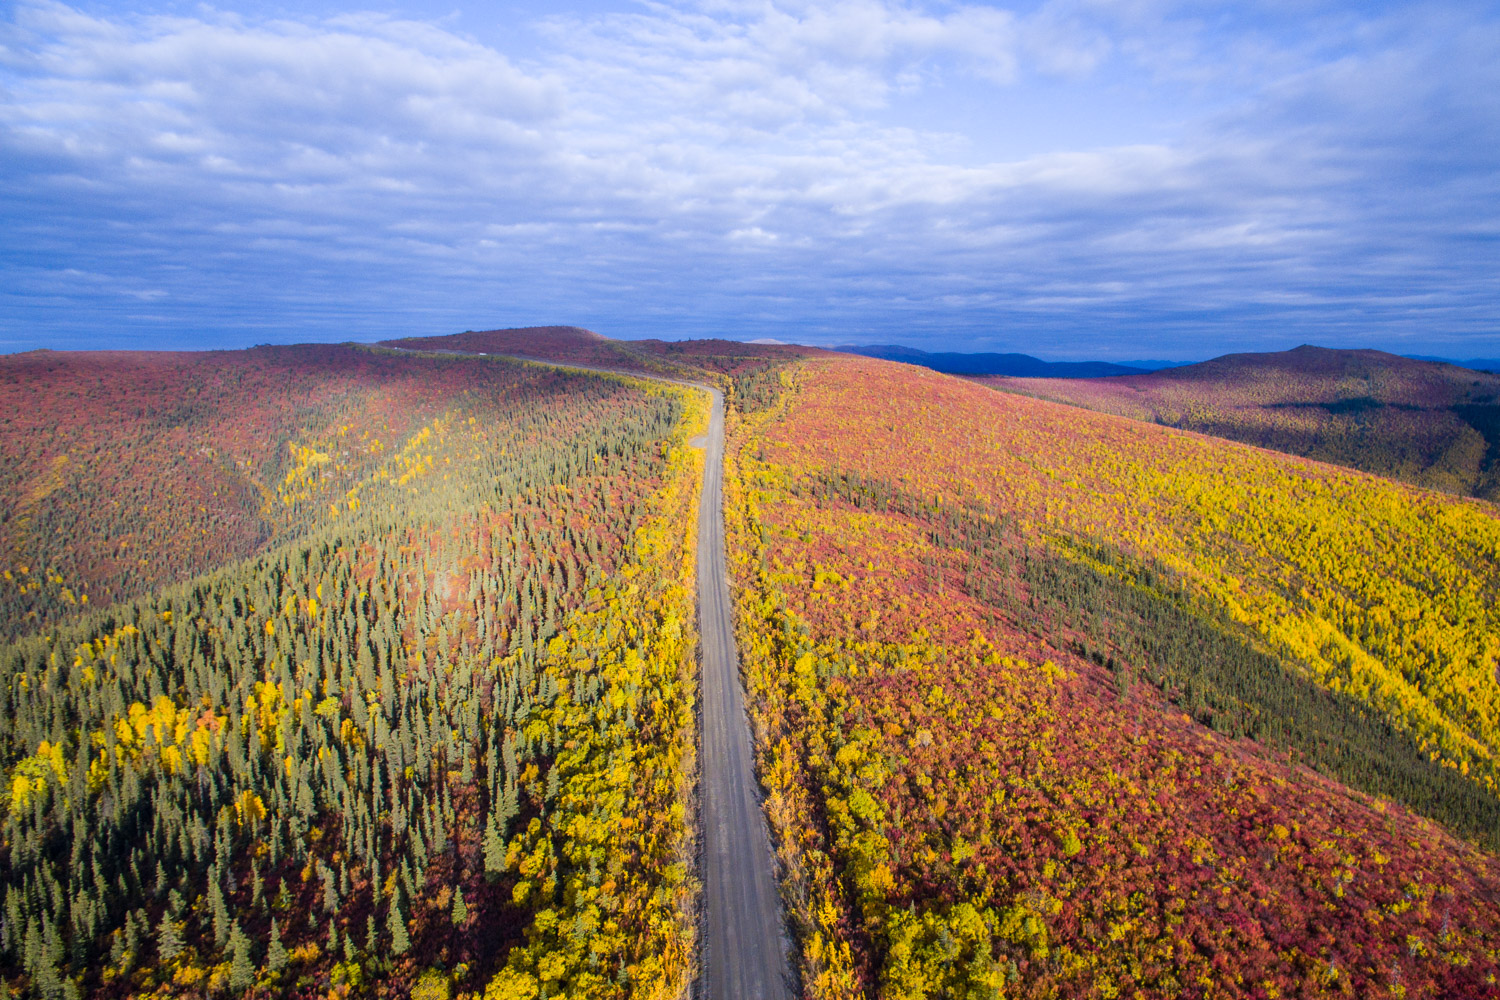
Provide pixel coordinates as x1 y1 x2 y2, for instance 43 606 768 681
381 326 653 372
0 344 523 638
980 345 1500 500
382 326 822 412
726 352 1500 998
0 341 724 998
1407 355 1500 372
3 331 1498 999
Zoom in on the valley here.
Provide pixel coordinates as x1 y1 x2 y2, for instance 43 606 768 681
1 331 1498 999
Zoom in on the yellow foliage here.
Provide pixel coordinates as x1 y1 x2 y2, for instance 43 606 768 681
485 382 706 1000
412 969 453 1000
233 789 267 826
8 739 67 813
483 968 539 1000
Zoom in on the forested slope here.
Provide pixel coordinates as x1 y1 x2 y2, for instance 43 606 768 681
0 347 707 998
379 328 655 375
0 345 605 638
982 346 1500 500
381 327 822 412
11 334 1499 1000
726 355 1500 998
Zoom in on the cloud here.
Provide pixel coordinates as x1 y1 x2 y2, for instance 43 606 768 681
0 0 1497 357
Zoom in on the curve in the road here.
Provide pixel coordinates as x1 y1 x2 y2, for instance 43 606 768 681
395 347 795 998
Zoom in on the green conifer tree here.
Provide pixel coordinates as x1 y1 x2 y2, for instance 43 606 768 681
267 918 287 973
208 879 230 948
250 863 264 911
388 900 410 956
451 886 468 928
26 919 61 1000
156 911 183 963
483 815 505 882
228 923 254 991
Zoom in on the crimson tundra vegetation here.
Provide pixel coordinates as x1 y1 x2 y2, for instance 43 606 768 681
1 332 1498 1000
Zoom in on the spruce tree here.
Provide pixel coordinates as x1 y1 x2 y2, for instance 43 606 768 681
228 922 254 991
267 918 287 973
451 886 468 928
387 900 410 957
483 814 505 882
250 863 264 911
321 865 339 914
156 911 183 962
26 919 61 1000
208 878 230 948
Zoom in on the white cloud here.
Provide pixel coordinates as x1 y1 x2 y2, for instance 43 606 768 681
4 2 563 196
0 0 1497 356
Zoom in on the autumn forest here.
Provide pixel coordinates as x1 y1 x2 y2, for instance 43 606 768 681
1 330 1498 1000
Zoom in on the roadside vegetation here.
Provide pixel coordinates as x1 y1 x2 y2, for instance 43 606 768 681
726 355 1500 998
8 333 1499 999
0 348 705 998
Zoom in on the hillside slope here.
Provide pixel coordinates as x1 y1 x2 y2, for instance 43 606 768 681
981 345 1500 500
0 344 548 638
381 326 653 372
0 344 711 998
383 327 822 411
727 354 1500 998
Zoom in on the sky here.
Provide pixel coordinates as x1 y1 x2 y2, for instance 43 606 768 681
2 0 1498 360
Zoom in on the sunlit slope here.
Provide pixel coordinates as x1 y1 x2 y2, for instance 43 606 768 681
381 326 655 372
984 346 1500 500
726 357 1500 998
779 357 1500 798
0 353 706 998
381 326 825 408
0 344 598 638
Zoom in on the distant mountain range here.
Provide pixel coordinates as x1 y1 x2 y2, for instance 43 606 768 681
1404 355 1500 372
978 345 1500 501
1116 359 1195 370
840 344 1150 377
839 344 1500 377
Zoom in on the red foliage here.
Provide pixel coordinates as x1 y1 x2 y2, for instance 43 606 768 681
729 354 1500 999
0 344 633 635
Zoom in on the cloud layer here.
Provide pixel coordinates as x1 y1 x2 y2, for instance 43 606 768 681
2 0 1498 357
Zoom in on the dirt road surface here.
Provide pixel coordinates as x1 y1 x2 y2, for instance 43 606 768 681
694 386 796 1000
393 347 795 998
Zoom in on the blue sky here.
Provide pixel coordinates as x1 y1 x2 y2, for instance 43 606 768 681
2 0 1498 359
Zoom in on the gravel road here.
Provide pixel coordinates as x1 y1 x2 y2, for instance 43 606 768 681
395 347 796 998
693 385 796 1000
